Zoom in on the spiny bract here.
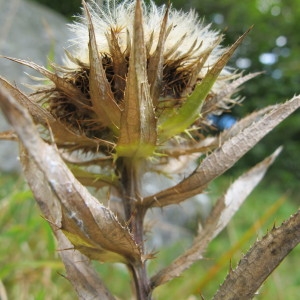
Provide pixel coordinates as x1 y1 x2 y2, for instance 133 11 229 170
2 0 253 195
32 0 243 150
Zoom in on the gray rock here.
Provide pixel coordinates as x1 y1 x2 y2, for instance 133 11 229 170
0 0 70 172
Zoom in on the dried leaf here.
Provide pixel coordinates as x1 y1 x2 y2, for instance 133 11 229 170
21 149 115 299
150 147 281 288
156 101 279 162
64 49 88 68
0 83 141 264
0 76 53 124
161 136 216 158
1 56 90 107
0 76 105 150
147 5 169 105
116 0 157 158
145 95 300 208
83 1 121 133
203 146 282 241
163 33 187 60
106 28 128 102
56 229 116 300
212 209 300 300
0 130 17 141
158 27 253 141
61 153 113 167
204 103 281 152
219 104 277 142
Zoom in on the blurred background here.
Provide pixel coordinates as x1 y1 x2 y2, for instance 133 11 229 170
0 0 299 299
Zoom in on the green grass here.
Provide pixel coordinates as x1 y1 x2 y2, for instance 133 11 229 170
0 174 75 300
0 172 299 299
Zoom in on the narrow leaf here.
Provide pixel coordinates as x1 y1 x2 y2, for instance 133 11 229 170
83 1 121 134
213 209 300 300
0 130 17 141
202 71 262 114
151 147 281 288
203 146 282 241
106 28 128 102
0 76 106 150
147 5 169 105
182 36 223 97
1 56 89 107
0 84 141 264
158 27 253 141
144 95 300 208
116 0 157 158
21 149 115 299
68 164 120 189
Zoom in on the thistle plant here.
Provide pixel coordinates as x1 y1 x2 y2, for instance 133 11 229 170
0 0 300 299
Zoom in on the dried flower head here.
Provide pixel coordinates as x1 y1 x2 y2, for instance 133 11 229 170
0 0 260 208
9 0 249 155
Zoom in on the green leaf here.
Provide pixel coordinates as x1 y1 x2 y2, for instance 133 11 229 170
158 27 253 141
68 164 120 189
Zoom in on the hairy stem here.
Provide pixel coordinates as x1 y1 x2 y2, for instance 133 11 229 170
119 158 151 299
129 263 152 300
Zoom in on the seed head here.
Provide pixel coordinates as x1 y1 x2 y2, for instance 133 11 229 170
3 0 253 188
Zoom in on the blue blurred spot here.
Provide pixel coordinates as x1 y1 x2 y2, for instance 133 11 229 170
207 114 237 131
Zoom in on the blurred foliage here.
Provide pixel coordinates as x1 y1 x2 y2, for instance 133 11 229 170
29 0 81 19
0 174 75 299
30 0 300 193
